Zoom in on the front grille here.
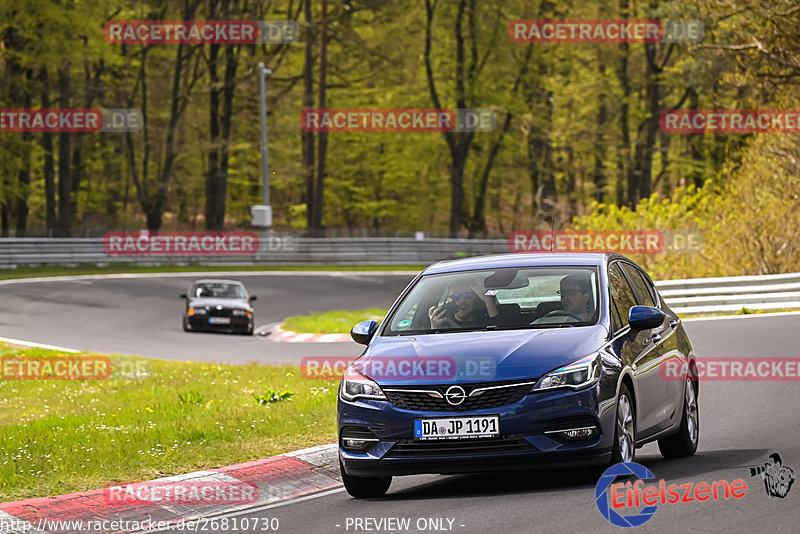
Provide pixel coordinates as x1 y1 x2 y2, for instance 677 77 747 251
384 381 534 412
388 436 535 457
206 307 233 317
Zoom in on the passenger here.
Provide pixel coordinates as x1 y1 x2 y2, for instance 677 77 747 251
428 281 500 329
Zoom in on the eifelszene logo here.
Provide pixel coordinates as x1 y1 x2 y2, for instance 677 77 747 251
749 453 795 499
595 462 748 527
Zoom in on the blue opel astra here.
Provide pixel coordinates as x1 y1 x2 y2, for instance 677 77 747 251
338 253 699 498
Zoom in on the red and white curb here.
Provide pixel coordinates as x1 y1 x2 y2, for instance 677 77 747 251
267 325 351 343
0 444 339 534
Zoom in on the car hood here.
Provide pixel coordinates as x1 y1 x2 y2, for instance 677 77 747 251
188 297 250 309
359 325 609 385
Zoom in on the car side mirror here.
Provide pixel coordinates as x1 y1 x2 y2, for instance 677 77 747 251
628 305 665 331
249 295 257 302
180 293 187 299
350 320 379 345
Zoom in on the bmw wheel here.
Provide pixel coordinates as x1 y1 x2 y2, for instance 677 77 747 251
611 384 635 464
658 376 699 458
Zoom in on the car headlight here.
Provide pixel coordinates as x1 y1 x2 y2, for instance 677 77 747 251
532 353 601 391
188 307 207 316
232 309 249 316
340 365 386 401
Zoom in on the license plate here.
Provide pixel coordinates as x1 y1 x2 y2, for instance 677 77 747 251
414 415 499 440
208 317 231 325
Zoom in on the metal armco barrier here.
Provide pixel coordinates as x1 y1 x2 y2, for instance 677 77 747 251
1 237 799 315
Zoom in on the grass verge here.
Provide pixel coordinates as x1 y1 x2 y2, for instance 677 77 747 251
0 344 338 502
0 264 424 282
282 308 387 334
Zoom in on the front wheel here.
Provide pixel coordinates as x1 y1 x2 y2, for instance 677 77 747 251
340 461 391 498
611 384 635 464
658 377 699 458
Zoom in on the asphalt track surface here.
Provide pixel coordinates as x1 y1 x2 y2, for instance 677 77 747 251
3 273 800 532
0 272 416 364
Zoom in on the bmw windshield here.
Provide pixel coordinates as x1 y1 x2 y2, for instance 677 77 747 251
384 266 600 335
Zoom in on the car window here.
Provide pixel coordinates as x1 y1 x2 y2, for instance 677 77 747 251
608 263 637 328
384 266 600 334
609 294 624 333
620 263 656 307
191 282 245 299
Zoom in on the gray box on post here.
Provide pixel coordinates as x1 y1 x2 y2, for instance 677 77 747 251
251 205 272 227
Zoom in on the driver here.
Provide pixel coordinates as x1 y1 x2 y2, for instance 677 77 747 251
428 281 500 329
558 272 593 321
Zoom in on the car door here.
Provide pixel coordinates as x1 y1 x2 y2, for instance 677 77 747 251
608 261 663 438
625 264 685 429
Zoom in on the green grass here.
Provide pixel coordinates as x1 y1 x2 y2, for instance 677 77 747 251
0 264 424 281
0 344 339 501
282 308 387 334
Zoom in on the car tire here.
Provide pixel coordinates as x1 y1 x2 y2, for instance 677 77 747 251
340 461 391 498
658 376 699 458
611 384 635 464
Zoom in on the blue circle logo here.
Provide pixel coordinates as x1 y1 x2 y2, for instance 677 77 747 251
595 462 659 527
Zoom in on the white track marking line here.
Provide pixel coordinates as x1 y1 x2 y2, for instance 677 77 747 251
682 310 800 322
0 336 80 353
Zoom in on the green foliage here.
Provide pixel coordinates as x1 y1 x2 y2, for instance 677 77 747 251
253 387 294 405
177 391 205 405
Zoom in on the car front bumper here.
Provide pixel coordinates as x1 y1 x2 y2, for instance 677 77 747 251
338 383 614 477
186 315 252 331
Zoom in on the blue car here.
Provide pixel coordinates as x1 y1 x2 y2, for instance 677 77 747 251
337 253 699 498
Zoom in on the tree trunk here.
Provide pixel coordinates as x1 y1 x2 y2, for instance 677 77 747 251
57 62 73 237
206 39 222 229
14 69 33 237
302 0 316 231
313 0 328 233
40 66 57 235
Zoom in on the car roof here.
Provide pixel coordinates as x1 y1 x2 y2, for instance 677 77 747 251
421 252 629 275
191 279 246 285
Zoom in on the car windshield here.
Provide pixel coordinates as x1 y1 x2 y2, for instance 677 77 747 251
191 282 246 299
384 266 600 335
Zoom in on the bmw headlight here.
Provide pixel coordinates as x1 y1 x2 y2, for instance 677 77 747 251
232 309 249 316
189 307 207 315
339 365 386 401
533 353 601 391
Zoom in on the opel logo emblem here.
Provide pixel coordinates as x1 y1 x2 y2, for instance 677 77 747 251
444 385 466 406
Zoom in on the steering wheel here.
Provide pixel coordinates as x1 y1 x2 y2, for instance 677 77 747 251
542 309 586 322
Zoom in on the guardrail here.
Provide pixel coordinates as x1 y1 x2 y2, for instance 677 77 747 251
1 237 799 315
0 237 508 267
655 272 800 315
